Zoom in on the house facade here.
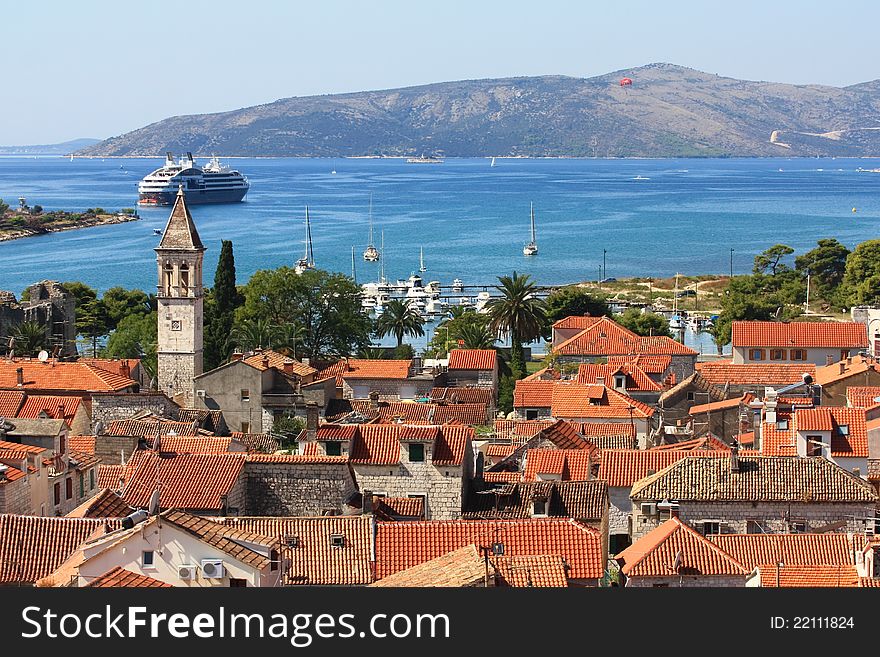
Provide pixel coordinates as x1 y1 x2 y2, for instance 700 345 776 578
731 320 868 366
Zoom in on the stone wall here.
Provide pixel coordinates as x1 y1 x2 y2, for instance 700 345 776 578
343 378 435 402
0 475 31 514
668 355 697 385
244 461 357 516
513 406 552 421
608 487 633 538
90 393 180 428
94 435 141 465
631 501 875 540
626 575 747 588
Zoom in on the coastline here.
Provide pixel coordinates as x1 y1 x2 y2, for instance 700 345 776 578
0 212 139 242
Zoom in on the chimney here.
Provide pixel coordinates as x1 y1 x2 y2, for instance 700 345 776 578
730 440 740 472
670 505 680 519
362 491 374 514
412 355 423 372
596 376 605 386
305 401 319 442
763 388 777 425
839 361 846 375
825 354 835 366
283 360 294 375
847 356 852 365
369 390 380 410
56 403 65 420
15 367 23 386
231 350 243 362
261 356 270 369
302 357 310 367
119 361 131 379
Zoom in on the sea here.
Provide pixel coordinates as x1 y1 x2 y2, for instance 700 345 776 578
1 156 879 354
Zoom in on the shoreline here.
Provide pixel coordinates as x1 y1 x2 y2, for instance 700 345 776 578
23 154 880 160
0 212 139 242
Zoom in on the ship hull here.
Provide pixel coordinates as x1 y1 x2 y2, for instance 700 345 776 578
138 187 248 206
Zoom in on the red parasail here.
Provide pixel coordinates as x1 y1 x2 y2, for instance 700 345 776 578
619 77 633 87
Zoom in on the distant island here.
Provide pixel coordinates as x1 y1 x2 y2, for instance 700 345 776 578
0 138 101 156
78 63 880 158
0 199 139 241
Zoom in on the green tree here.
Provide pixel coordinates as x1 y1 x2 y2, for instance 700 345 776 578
455 321 497 349
62 281 109 356
710 274 802 350
485 272 546 380
103 312 157 379
614 308 672 337
357 346 386 359
10 320 48 357
0 198 8 214
232 317 278 352
842 239 880 306
237 267 371 360
753 244 794 275
795 238 849 305
102 287 154 328
204 240 243 370
425 308 489 356
544 286 609 325
394 343 415 360
375 299 425 348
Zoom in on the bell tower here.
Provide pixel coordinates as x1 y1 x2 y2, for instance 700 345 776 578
155 185 206 406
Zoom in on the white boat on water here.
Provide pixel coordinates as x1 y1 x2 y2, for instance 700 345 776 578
490 157 496 167
419 246 427 273
523 203 538 256
294 207 316 275
363 193 380 262
632 175 650 181
452 278 464 293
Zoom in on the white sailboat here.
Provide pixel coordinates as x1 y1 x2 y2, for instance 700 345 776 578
419 246 427 273
490 157 496 167
669 273 683 330
523 202 538 256
363 193 380 262
294 206 316 275
69 154 74 162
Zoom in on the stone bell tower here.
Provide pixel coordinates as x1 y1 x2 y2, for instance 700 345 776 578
155 185 206 406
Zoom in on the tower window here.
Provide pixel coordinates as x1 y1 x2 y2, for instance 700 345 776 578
408 443 425 462
180 263 190 296
163 262 173 296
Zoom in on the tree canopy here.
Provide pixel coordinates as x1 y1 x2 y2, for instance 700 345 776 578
842 239 880 306
753 244 794 276
544 287 609 326
614 308 672 337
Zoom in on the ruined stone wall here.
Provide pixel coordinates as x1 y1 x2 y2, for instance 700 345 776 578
244 462 357 516
90 393 180 428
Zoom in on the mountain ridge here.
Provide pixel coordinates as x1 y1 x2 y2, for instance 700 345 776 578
78 64 880 158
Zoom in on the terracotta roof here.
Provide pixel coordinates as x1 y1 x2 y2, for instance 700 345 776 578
637 336 698 356
576 363 661 392
242 349 318 378
815 357 878 386
0 515 117 584
482 471 523 484
523 449 592 482
485 444 517 458
212 515 373 585
157 186 204 250
69 435 96 454
464 480 608 522
608 354 671 375
97 464 127 491
375 518 604 581
161 510 271 569
709 533 853 570
552 315 603 330
859 577 880 587
795 407 868 458
493 554 569 587
342 359 412 380
493 419 555 442
696 361 816 386
245 453 348 464
370 544 488 587
522 367 562 381
0 457 29 483
550 383 655 419
65 488 132 518
540 419 594 450
846 386 880 409
732 321 867 349
229 432 279 454
616 518 748 578
429 387 493 405
652 436 731 452
513 380 556 408
758 415 798 457
178 408 225 432
597 449 725 488
316 360 349 387
0 360 137 392
553 316 698 357
69 449 100 472
0 390 25 416
376 496 425 520
85 565 171 588
448 349 497 371
107 418 204 437
377 401 488 426
576 422 638 439
689 393 754 415
79 358 141 380
159 436 235 454
347 423 471 467
757 564 861 587
631 455 879 503
121 452 245 511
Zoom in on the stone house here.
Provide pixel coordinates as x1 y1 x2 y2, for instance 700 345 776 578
0 358 139 396
695 361 817 397
815 356 880 406
89 391 180 429
0 389 91 436
629 450 879 540
39 510 282 588
657 372 727 435
513 379 555 420
687 394 755 442
549 383 655 447
193 349 318 433
0 280 76 358
731 320 868 366
446 349 498 395
576 362 662 405
309 421 474 520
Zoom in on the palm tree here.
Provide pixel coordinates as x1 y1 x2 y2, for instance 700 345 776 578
274 323 304 359
486 271 546 377
456 322 496 350
10 320 48 357
232 317 278 352
375 299 425 348
357 346 386 359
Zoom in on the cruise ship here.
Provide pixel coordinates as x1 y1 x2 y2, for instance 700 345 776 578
137 152 249 205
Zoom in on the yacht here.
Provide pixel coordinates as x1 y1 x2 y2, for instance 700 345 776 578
523 202 538 256
363 194 380 262
294 207 316 275
138 152 249 205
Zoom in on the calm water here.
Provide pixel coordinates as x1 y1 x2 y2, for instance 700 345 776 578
1 156 878 354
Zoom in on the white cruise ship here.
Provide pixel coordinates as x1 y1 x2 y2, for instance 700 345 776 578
138 152 249 205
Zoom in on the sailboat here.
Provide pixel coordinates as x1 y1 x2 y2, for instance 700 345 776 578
669 273 683 330
363 193 380 262
523 202 538 256
294 206 316 274
69 154 74 162
490 157 496 167
419 246 427 273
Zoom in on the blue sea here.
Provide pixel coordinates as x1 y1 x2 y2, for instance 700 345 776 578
1 156 878 354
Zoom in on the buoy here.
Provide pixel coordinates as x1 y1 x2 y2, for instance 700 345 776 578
852 207 857 213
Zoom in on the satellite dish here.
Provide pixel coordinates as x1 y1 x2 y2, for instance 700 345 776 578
802 373 813 385
93 420 105 436
37 350 49 362
148 488 161 515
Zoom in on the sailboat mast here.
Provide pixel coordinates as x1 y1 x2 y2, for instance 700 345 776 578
368 193 374 245
305 206 314 266
380 230 385 283
351 245 357 284
530 202 536 243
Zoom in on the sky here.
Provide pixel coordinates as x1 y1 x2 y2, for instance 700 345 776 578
3 0 880 144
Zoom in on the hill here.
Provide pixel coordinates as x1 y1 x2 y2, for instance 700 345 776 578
78 64 880 158
1 138 101 155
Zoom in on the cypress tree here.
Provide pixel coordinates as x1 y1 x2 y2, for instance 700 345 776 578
204 240 241 370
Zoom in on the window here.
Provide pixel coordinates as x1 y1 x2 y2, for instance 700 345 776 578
59 434 65 455
791 521 807 533
408 443 425 462
78 473 84 498
776 419 789 430
525 409 538 420
841 350 850 361
324 441 342 456
837 424 850 436
532 498 548 516
142 550 154 567
270 549 279 572
701 521 721 535
180 263 190 296
89 469 95 490
54 483 60 506
789 349 807 361
686 392 695 401
614 375 626 388
240 389 250 402
806 435 823 457
240 421 250 433
330 534 345 548
163 262 173 296
65 478 73 500
747 520 766 534
769 349 786 361
749 349 765 361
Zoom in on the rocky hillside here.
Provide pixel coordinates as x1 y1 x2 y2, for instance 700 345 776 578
79 64 880 158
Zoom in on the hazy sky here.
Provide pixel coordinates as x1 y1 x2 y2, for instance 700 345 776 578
3 0 879 144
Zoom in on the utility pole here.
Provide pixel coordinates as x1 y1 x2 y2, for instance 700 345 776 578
729 248 734 279
603 249 607 282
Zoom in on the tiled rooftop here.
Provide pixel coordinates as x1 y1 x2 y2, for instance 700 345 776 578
447 349 497 371
732 320 867 348
370 544 488 587
0 359 137 392
597 449 726 488
85 565 171 588
695 361 816 386
523 449 592 482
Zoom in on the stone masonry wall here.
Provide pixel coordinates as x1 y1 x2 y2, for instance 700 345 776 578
343 378 434 401
0 476 31 514
608 487 633 537
626 575 747 588
244 462 357 516
94 436 141 465
90 393 180 428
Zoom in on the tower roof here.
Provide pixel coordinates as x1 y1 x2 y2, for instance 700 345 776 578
157 185 205 251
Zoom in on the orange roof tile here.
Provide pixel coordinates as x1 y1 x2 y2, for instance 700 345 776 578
637 336 698 356
375 518 604 581
696 361 816 386
576 363 661 392
85 565 171 588
17 394 84 427
493 554 569 587
79 358 141 380
651 436 731 452
343 359 412 380
242 349 318 377
482 471 523 484
430 387 493 405
757 564 860 587
513 380 556 408
597 449 725 487
493 419 556 442
370 544 488 587
108 418 206 438
554 316 698 357
550 383 655 419
159 436 234 454
0 360 137 392
121 452 245 511
552 315 604 330
485 444 517 458
0 515 117 584
846 386 880 409
690 393 754 415
97 464 126 491
732 320 867 348
245 453 348 464
0 390 25 416
616 518 748 578
608 354 671 375
815 357 878 386
522 367 562 381
523 449 592 481
448 349 497 371
345 423 471 466
65 488 132 518
377 400 488 426
68 435 95 454
539 419 594 450
794 407 868 458
709 533 853 570
0 439 51 455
